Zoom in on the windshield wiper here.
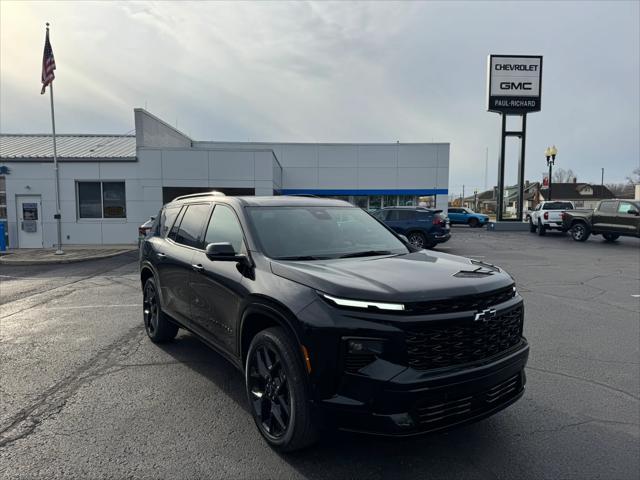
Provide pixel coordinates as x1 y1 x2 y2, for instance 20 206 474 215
339 250 394 259
274 255 329 261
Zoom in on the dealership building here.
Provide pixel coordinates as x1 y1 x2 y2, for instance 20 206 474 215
0 109 450 248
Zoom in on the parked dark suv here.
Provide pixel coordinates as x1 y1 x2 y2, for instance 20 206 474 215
139 192 528 451
372 207 450 249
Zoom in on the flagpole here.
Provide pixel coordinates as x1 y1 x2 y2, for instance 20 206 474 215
46 23 63 255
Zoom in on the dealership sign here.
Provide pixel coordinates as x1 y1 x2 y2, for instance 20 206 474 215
487 55 543 113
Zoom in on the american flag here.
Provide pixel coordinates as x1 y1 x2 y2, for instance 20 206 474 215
40 26 56 94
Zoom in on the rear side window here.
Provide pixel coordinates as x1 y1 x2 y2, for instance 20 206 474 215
204 205 246 254
388 210 415 221
618 202 638 214
416 211 432 221
174 203 210 248
159 206 181 237
598 201 617 213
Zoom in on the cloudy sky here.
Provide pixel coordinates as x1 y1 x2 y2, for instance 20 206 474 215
1 1 638 195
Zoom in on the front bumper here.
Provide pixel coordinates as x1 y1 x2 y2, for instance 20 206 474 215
319 341 528 436
298 294 527 436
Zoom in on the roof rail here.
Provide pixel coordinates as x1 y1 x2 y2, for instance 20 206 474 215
285 194 319 198
172 190 226 201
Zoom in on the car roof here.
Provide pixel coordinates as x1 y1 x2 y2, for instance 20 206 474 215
166 195 352 208
380 206 434 211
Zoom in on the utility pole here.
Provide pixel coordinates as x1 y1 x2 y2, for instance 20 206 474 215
484 147 489 192
601 168 604 186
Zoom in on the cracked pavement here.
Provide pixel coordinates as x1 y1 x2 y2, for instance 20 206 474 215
0 230 638 479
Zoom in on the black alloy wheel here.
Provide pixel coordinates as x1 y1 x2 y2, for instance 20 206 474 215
142 277 178 342
468 217 479 228
537 220 546 236
143 281 159 337
248 344 292 440
571 222 590 242
245 327 317 452
529 219 537 233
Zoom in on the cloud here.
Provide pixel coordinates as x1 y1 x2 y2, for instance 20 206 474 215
1 0 638 192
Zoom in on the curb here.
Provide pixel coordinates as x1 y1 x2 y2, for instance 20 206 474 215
0 249 137 266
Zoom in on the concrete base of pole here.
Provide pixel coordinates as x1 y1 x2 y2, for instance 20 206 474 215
54 249 65 255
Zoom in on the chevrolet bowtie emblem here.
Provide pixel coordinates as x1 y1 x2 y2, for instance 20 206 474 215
474 308 497 322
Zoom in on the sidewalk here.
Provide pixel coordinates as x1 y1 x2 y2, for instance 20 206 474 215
0 245 137 265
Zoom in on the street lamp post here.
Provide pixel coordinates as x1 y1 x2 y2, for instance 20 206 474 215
474 189 478 212
544 145 557 201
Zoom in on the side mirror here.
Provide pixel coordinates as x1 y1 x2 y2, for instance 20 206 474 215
628 208 639 216
205 242 247 264
399 234 409 243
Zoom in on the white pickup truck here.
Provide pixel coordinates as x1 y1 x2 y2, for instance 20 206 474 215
529 201 575 235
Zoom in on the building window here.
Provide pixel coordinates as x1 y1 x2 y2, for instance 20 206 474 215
77 181 126 219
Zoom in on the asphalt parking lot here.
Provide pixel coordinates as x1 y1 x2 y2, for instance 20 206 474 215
1 229 638 479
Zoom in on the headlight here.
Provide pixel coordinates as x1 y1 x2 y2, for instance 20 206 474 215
321 293 405 311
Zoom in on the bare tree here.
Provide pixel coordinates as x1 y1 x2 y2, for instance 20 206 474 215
552 168 576 183
626 167 640 184
606 183 627 197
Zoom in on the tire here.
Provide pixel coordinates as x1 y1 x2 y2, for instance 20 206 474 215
246 327 318 453
529 219 536 233
142 277 179 343
570 222 590 242
407 231 427 249
468 217 479 228
537 220 546 236
603 233 620 242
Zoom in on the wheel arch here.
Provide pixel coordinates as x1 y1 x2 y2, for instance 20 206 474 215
239 300 304 370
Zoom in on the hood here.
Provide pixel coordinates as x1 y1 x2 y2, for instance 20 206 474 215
270 250 514 303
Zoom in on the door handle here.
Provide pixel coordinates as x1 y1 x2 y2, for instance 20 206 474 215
156 252 167 259
191 264 205 273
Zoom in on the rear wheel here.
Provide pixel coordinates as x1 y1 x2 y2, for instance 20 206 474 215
571 222 590 242
407 231 427 249
468 217 479 228
537 220 546 236
603 233 620 242
246 327 317 452
143 277 178 343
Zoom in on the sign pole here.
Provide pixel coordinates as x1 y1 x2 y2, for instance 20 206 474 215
497 114 507 222
516 114 527 222
49 82 64 255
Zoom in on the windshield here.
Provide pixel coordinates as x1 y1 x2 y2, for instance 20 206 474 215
543 202 574 210
246 206 409 259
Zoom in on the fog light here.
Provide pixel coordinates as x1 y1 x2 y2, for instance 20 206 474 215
347 338 384 355
390 412 415 429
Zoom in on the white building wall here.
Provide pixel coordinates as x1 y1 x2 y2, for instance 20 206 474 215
195 141 450 208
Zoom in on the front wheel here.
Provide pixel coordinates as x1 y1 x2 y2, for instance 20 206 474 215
571 222 590 242
529 219 537 233
143 277 179 343
246 327 318 452
603 233 620 242
468 218 479 228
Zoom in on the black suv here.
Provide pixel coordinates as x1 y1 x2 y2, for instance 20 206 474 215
139 193 528 451
372 207 450 249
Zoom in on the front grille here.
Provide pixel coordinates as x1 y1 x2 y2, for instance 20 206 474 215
405 306 523 370
413 373 523 429
403 286 516 315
